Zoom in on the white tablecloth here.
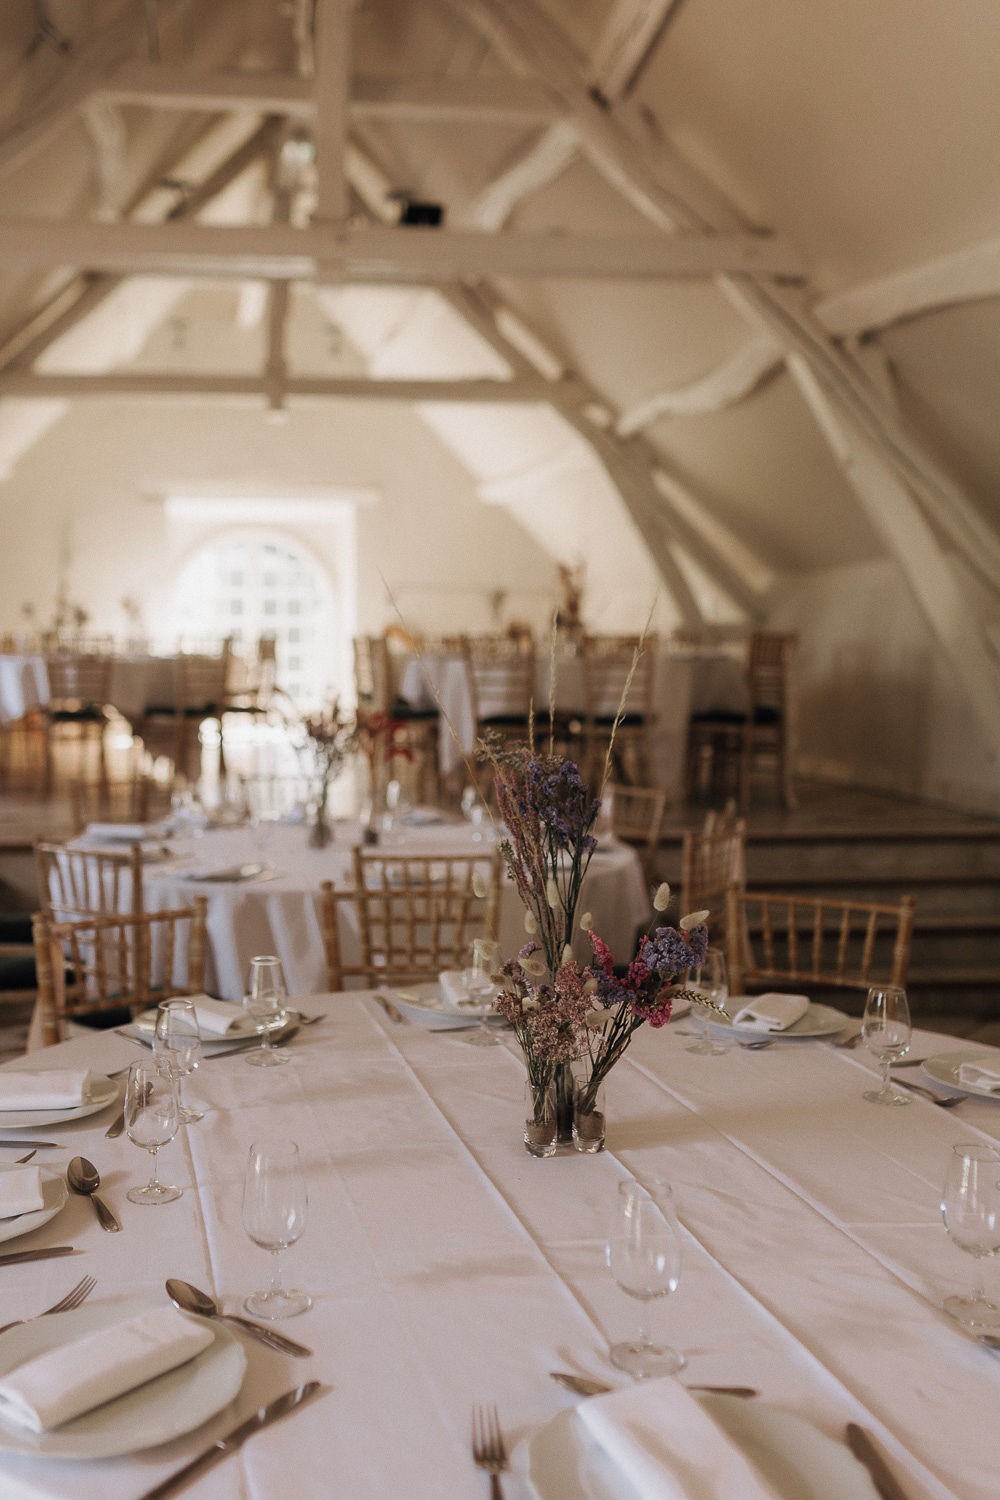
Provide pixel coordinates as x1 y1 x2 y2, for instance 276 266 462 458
137 822 651 1001
0 1013 997 1498
0 654 192 725
397 650 746 792
0 656 48 724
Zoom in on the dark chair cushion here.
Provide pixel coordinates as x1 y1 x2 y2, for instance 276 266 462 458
49 706 106 723
0 953 36 989
0 914 33 945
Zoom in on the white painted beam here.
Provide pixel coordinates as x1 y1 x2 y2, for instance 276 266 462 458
468 122 579 233
0 372 555 403
99 63 561 124
816 234 1000 338
312 0 352 227
0 219 804 282
617 334 784 432
589 0 683 104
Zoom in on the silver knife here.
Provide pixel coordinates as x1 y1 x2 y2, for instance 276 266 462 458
0 1246 75 1267
549 1372 758 1399
0 1140 60 1149
137 1382 324 1500
846 1423 911 1500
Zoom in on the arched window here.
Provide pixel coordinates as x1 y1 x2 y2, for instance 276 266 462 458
170 530 335 709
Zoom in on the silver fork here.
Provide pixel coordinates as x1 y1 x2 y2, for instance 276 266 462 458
0 1274 97 1335
472 1403 509 1499
891 1077 962 1108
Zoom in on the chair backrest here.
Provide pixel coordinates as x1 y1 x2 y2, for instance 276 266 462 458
607 783 668 884
320 847 503 990
45 654 112 708
580 634 657 721
460 636 536 728
67 774 171 833
680 815 747 925
747 632 796 719
725 886 916 995
31 897 207 1046
353 635 393 713
35 839 145 920
175 646 230 713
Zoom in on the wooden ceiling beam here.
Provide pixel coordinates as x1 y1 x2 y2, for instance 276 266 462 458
311 0 352 227
0 372 555 403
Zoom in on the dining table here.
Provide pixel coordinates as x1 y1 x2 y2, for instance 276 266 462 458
395 647 747 795
0 653 192 727
73 816 653 1003
0 999 997 1498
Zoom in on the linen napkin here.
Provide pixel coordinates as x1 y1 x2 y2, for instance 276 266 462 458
957 1057 1000 1093
731 993 810 1032
0 1069 96 1111
82 822 159 843
574 1378 780 1500
439 971 476 1011
0 1308 214 1433
184 994 247 1037
0 1165 45 1219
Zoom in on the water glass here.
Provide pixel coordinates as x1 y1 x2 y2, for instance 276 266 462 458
941 1142 1000 1328
605 1178 684 1377
862 985 912 1104
153 998 203 1122
460 937 500 1047
242 1139 312 1319
243 955 292 1067
124 1060 182 1205
686 946 729 1056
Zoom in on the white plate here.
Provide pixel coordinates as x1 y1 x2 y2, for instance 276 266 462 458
524 1396 880 1500
922 1050 1000 1100
0 1169 68 1245
386 983 505 1031
0 1297 246 1459
179 863 275 882
709 1000 849 1040
0 1075 118 1132
133 1005 261 1043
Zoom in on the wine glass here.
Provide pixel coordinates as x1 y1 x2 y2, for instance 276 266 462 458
124 1060 181 1205
605 1178 684 1377
941 1142 1000 1328
459 937 500 1047
242 1139 312 1320
153 998 203 1122
861 985 912 1104
243 955 292 1068
460 784 485 843
686 946 730 1056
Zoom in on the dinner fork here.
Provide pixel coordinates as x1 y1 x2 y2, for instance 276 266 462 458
472 1403 508 1499
0 1273 97 1335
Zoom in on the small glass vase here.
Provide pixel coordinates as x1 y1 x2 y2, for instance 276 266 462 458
554 1058 576 1145
573 1076 606 1154
524 1079 557 1158
307 791 332 849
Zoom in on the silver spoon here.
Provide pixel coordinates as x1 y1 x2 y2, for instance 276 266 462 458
67 1157 121 1232
165 1278 313 1357
890 1077 962 1107
549 1372 758 1399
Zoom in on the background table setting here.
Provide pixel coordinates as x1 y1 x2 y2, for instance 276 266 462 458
0 990 998 1497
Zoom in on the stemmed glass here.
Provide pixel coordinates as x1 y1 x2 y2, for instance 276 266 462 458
605 1178 684 1377
153 998 203 1123
686 946 729 1056
861 985 912 1104
242 1139 312 1320
940 1142 1000 1329
243 955 292 1068
459 937 499 1047
460 784 486 843
124 1059 182 1205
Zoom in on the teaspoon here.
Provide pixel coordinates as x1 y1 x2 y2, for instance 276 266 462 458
67 1157 121 1232
165 1278 313 1356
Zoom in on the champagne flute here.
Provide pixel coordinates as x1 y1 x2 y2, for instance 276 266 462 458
605 1178 684 1377
124 1060 181 1205
862 985 912 1104
153 998 203 1122
686 946 729 1056
242 1139 312 1319
941 1142 1000 1328
459 937 500 1047
243 955 292 1068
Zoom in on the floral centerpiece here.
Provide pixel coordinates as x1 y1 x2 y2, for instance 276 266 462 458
299 701 356 847
485 736 715 1154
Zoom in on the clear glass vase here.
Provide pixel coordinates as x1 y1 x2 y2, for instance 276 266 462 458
523 1079 557 1158
573 1075 606 1153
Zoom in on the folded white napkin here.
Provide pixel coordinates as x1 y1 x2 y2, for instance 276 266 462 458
0 1166 45 1219
957 1058 1000 1093
83 822 159 843
731 993 810 1032
439 971 474 1010
574 1378 780 1500
0 1307 214 1432
0 1069 95 1111
184 994 246 1037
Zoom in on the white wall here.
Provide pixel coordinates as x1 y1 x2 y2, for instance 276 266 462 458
773 557 1000 816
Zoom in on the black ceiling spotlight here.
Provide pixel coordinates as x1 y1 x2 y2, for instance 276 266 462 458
388 191 444 227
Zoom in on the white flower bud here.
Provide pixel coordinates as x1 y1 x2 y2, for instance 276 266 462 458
519 955 548 980
523 910 538 934
471 871 488 899
561 944 574 966
653 882 671 912
583 976 600 995
474 938 499 963
546 877 559 910
579 910 594 931
585 1006 616 1028
679 909 710 931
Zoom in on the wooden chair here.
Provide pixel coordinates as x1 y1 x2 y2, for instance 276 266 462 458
686 632 797 812
136 644 230 784
353 634 438 801
576 633 657 790
725 887 916 998
35 839 146 921
31 897 207 1047
67 772 172 834
42 653 113 797
606 783 668 886
460 635 536 751
319 847 502 990
222 634 279 726
679 811 747 937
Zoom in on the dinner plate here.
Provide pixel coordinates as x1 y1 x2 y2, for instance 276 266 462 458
0 1168 68 1245
179 862 276 882
0 1075 118 1131
127 1007 296 1052
524 1396 880 1499
708 1000 850 1039
386 982 505 1031
0 1297 246 1459
922 1050 1000 1100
